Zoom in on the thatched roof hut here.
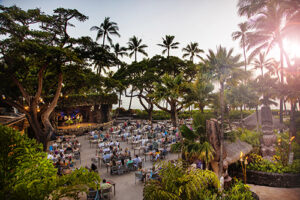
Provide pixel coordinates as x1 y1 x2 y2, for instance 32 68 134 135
224 140 253 166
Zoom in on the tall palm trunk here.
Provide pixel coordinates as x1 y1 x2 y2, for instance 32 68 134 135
219 81 224 177
279 38 285 125
242 39 247 71
128 52 137 111
256 105 259 132
102 33 106 46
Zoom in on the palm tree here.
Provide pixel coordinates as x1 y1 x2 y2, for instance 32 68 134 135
157 35 179 57
205 46 243 177
90 17 120 46
111 43 128 110
199 142 215 170
127 36 148 110
182 42 204 63
111 43 128 68
127 36 148 62
232 22 251 71
237 0 299 124
252 52 273 77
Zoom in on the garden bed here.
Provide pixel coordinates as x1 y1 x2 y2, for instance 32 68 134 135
230 169 300 188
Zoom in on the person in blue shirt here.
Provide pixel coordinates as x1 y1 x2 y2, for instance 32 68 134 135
103 153 111 160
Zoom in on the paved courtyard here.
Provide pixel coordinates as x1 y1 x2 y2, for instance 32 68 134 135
74 135 179 200
74 135 300 200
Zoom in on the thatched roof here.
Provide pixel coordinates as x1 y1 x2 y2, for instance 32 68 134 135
52 93 118 108
224 140 253 165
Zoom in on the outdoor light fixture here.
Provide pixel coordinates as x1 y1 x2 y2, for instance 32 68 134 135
24 106 29 111
37 106 40 112
60 93 63 97
240 151 248 184
2 95 5 100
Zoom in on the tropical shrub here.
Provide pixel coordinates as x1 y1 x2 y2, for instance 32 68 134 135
170 142 182 153
247 153 300 174
224 179 254 200
0 125 100 200
143 161 220 200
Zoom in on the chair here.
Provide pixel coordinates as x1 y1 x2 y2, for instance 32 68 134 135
74 151 81 164
118 165 125 175
87 188 100 200
110 166 118 175
135 172 144 184
127 163 135 171
101 187 112 199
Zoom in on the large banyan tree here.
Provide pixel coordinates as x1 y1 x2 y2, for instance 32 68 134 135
0 6 119 150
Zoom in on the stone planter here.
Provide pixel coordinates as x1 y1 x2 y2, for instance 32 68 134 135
230 169 300 188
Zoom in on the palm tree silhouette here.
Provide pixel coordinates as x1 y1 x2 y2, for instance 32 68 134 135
127 36 148 110
205 46 243 177
90 17 120 46
111 43 128 110
182 42 204 63
127 36 148 62
232 22 251 71
157 35 179 57
252 52 273 77
111 43 128 68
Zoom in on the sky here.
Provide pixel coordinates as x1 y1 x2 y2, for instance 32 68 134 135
1 0 248 110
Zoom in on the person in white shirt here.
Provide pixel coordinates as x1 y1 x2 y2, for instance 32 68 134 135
47 153 54 160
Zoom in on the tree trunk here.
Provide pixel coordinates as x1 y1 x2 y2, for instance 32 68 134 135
279 40 285 125
148 109 153 121
242 39 247 71
219 82 224 178
118 91 122 108
170 103 178 127
256 106 259 132
128 88 133 110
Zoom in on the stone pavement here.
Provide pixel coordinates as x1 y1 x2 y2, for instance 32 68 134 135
75 135 179 200
249 184 300 200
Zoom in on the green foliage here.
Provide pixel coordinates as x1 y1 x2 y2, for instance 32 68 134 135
228 128 261 147
247 153 300 174
0 125 100 200
224 179 254 200
143 161 220 200
180 125 197 140
170 142 182 153
192 111 211 142
228 110 254 120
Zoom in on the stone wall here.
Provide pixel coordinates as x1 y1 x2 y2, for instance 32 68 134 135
230 169 300 188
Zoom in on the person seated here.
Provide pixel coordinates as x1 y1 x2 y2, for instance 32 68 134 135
103 153 111 161
149 166 158 180
109 140 114 146
115 140 120 146
47 153 54 160
91 163 98 172
136 165 146 182
121 158 125 166
103 147 110 153
133 155 142 167
154 150 160 161
101 179 112 190
152 139 158 150
93 134 98 139
126 157 133 166
65 145 73 153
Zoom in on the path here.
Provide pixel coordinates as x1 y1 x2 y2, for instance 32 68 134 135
249 184 300 200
